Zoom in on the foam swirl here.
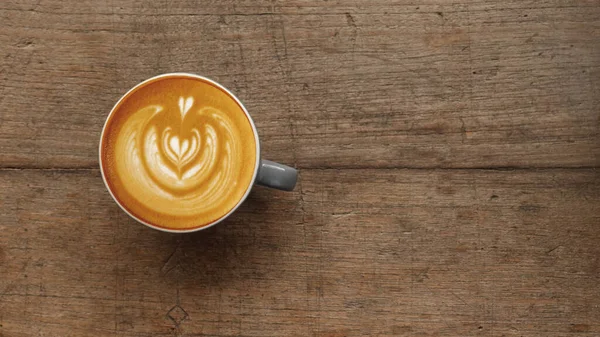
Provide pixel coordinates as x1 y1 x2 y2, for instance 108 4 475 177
112 94 249 226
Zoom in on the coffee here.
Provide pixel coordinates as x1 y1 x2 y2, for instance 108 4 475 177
100 75 257 230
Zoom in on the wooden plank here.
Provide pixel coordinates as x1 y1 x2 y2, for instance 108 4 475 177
1 168 598 336
3 0 599 15
0 0 598 169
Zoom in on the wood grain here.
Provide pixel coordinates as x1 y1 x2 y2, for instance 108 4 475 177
0 168 599 336
0 0 598 168
1 0 599 336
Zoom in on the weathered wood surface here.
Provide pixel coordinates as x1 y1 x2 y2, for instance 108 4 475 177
1 0 599 336
1 169 599 336
0 0 598 168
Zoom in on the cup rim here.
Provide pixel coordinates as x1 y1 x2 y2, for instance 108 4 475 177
98 72 261 233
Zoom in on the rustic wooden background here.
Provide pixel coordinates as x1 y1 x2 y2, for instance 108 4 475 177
1 0 599 336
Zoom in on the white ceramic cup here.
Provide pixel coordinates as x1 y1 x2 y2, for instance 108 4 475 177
99 73 298 233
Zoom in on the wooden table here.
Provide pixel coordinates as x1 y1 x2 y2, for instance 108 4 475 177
1 1 599 336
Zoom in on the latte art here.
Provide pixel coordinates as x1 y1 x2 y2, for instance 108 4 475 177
101 75 257 230
126 96 236 196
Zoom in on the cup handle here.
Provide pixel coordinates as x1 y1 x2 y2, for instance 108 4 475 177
255 160 298 191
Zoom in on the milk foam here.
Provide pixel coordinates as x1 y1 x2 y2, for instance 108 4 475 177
102 75 257 230
117 93 237 198
115 96 241 215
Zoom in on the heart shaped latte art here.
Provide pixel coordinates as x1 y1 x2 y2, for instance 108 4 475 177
105 75 257 230
162 128 201 173
119 96 239 198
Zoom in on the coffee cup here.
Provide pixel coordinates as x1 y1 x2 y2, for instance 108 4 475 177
99 73 297 233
